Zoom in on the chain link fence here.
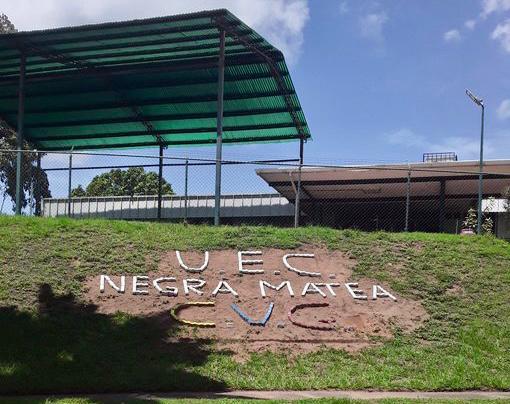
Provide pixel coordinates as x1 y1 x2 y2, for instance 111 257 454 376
1 149 509 238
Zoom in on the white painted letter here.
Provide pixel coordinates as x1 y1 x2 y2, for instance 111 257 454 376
345 282 367 300
211 280 239 297
301 282 327 298
282 253 321 277
133 276 149 295
183 279 206 296
153 277 178 296
324 283 341 296
372 285 397 301
100 275 125 293
238 251 264 274
259 280 295 297
176 251 209 273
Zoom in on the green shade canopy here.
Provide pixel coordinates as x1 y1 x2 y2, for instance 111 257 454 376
0 9 310 150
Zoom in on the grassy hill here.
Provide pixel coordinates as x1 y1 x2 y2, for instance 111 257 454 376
0 216 509 394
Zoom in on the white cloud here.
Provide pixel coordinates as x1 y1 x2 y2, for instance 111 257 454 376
481 0 510 18
386 128 510 160
42 152 91 168
359 12 388 41
497 99 510 119
339 1 349 15
465 19 477 30
443 29 462 42
2 0 309 65
387 128 427 148
492 19 510 52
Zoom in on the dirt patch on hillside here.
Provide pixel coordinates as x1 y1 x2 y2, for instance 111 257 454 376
83 246 427 356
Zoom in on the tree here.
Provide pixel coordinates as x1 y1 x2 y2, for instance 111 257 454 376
70 185 86 197
503 186 510 214
0 14 51 214
462 206 494 235
72 167 173 197
0 14 16 33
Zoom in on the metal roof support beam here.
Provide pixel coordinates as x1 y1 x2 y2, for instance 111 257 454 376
24 107 300 129
214 28 225 226
19 41 163 145
15 52 25 215
0 51 283 86
214 16 306 140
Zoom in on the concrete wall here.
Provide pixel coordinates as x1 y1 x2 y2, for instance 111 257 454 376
42 193 295 221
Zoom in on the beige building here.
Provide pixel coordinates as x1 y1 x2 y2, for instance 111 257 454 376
257 160 510 237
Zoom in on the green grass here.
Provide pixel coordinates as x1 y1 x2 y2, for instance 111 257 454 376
1 398 508 404
0 216 510 394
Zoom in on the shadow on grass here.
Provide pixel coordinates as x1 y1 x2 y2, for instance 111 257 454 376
0 284 229 395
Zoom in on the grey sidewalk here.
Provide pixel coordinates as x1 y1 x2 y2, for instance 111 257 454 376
4 390 510 401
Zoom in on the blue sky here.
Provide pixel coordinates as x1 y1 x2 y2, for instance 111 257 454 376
2 0 510 203
295 0 510 164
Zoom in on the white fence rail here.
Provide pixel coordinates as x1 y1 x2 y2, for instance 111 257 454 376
42 193 294 220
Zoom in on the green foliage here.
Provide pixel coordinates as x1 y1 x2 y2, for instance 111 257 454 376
72 167 173 197
0 16 51 213
0 129 51 213
70 185 86 197
462 207 494 235
462 207 478 231
503 186 510 214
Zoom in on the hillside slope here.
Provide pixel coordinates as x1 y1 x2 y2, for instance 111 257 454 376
0 216 509 393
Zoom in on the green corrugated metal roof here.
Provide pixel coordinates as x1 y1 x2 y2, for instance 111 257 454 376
0 9 310 150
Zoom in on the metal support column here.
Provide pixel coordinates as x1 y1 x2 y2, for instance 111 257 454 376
15 52 26 215
439 179 446 232
404 166 411 232
67 148 73 217
294 136 304 228
214 29 226 226
157 144 164 221
184 158 189 223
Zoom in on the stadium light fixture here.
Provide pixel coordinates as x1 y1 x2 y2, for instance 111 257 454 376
465 88 485 235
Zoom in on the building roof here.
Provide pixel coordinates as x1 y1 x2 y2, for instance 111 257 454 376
0 9 310 150
257 160 510 202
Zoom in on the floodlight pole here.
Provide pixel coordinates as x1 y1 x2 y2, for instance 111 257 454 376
477 104 485 235
157 144 164 221
15 52 26 215
294 136 304 228
214 29 226 226
466 89 485 235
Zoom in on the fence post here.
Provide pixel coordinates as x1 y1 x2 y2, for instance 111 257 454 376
35 152 42 216
68 149 73 217
214 29 226 226
405 165 411 232
15 52 26 215
439 179 446 232
184 158 189 223
294 137 304 228
157 144 164 221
